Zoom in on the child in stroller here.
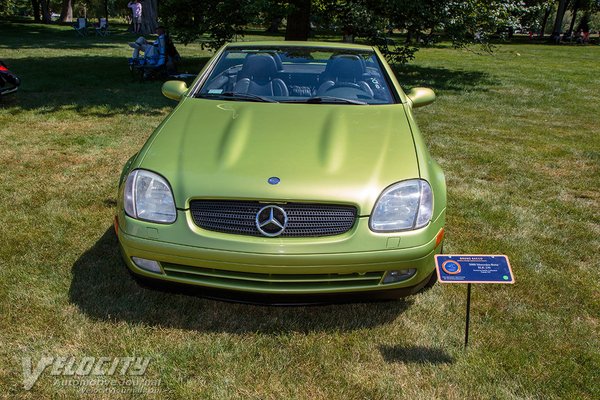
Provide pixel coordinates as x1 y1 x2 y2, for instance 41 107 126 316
0 60 20 96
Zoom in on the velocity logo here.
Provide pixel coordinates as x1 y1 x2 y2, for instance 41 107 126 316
22 356 152 390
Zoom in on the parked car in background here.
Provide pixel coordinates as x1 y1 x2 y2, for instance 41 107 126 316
115 41 446 303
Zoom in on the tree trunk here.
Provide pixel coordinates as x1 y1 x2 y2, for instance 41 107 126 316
40 0 51 23
567 2 580 36
266 17 282 34
552 0 569 39
285 0 310 41
539 7 551 38
31 0 41 22
426 26 436 42
140 0 158 35
59 0 73 23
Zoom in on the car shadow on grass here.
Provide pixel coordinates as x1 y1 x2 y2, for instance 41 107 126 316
379 344 454 364
393 64 498 92
69 228 412 333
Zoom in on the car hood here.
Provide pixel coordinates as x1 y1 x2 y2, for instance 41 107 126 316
137 98 419 214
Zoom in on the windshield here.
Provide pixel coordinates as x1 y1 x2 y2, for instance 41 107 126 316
195 47 396 105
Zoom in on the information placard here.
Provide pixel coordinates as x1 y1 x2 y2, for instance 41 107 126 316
435 255 514 284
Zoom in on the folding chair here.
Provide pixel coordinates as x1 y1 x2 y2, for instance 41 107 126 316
129 59 169 82
95 18 109 36
73 18 87 36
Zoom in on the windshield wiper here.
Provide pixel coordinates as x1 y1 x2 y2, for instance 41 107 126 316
283 96 366 105
197 92 276 103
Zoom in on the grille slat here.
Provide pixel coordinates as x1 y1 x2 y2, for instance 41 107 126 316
162 263 383 284
161 262 386 291
190 200 357 237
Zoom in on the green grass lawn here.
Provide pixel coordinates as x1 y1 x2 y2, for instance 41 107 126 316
1 20 598 399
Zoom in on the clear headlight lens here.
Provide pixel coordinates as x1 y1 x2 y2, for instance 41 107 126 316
370 179 433 231
123 170 176 223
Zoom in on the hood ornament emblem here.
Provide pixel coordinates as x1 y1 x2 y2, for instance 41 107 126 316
256 205 287 237
268 177 280 185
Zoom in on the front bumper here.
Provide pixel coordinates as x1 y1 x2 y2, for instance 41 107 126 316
117 209 444 297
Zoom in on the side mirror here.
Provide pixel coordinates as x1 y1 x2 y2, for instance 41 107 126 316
162 80 188 101
406 87 436 108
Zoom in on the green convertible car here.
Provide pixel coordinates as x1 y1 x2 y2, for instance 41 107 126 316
116 41 446 302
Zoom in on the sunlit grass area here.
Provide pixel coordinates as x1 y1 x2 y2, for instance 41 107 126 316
1 20 598 399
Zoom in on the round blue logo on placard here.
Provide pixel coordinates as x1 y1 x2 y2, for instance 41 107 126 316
442 260 461 275
268 177 280 185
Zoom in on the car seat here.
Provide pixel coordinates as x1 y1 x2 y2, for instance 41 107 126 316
234 54 288 96
316 55 374 97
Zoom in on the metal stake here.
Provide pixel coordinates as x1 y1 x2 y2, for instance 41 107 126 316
464 283 472 349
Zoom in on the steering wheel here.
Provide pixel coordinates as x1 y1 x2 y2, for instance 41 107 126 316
323 81 373 99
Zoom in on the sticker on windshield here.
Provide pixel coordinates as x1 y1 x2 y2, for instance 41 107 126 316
208 89 223 94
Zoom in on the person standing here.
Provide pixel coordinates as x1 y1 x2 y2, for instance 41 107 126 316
127 0 142 34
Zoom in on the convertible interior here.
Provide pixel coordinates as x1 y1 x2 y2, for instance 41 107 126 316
198 48 395 104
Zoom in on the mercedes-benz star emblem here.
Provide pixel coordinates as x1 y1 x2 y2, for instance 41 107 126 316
256 205 288 237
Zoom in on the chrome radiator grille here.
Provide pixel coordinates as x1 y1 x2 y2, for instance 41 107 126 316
189 200 357 237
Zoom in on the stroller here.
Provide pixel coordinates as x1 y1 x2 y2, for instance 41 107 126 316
0 60 20 96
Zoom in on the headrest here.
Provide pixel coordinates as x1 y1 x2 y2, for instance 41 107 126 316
238 54 279 82
325 55 365 82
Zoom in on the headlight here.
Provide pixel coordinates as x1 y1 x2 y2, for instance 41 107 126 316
123 169 177 223
370 179 433 232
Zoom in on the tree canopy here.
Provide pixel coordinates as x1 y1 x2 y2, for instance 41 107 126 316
4 0 599 62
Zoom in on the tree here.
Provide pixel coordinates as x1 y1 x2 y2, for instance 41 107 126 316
285 0 311 40
127 0 600 64
40 0 50 23
161 0 255 50
315 0 387 43
30 0 41 21
0 0 31 16
257 0 289 33
576 11 591 31
512 0 554 36
567 0 596 35
384 0 448 44
0 0 18 16
59 0 72 22
552 0 569 39
539 6 552 37
568 0 583 35
140 0 158 34
549 0 597 40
